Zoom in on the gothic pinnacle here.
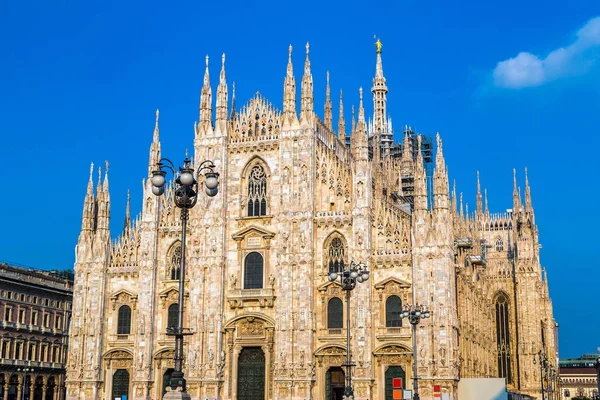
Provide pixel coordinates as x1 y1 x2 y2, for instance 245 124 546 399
358 87 364 123
338 89 345 138
324 71 332 131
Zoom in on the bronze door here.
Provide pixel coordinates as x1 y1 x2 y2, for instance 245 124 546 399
237 347 265 400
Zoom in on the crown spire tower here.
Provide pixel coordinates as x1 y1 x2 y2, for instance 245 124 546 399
371 37 390 149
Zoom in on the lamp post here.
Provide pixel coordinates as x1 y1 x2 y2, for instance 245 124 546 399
399 305 431 400
16 367 34 400
151 155 219 399
328 261 369 400
534 350 549 400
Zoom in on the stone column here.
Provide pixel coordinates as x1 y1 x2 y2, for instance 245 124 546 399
3 383 9 400
41 384 48 400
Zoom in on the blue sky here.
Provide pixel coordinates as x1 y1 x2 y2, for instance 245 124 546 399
1 1 599 358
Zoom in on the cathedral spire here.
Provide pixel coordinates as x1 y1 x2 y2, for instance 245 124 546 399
198 55 213 133
371 37 389 136
433 133 449 210
358 87 365 123
283 45 298 126
414 135 428 211
300 42 314 123
215 53 228 132
459 192 464 219
81 162 96 234
524 167 533 212
324 71 333 131
400 128 413 177
148 109 161 178
476 171 483 218
124 189 131 232
230 82 237 121
351 105 356 134
452 180 457 213
338 89 345 139
484 188 489 215
95 161 111 234
512 168 521 213
351 88 368 160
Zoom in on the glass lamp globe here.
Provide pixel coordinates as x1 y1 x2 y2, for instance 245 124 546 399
328 272 338 282
205 173 219 190
152 185 165 196
362 271 370 281
179 170 195 186
350 270 359 279
205 187 219 197
151 172 166 188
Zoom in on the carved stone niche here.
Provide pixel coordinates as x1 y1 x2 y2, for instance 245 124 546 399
110 289 138 310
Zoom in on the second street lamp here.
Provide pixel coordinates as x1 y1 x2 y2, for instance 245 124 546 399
400 305 431 400
151 155 219 399
328 261 370 400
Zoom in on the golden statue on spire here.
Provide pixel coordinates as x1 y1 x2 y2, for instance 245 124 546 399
374 36 383 53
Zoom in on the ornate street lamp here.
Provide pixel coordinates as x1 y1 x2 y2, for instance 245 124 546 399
151 155 219 398
534 350 549 400
328 261 370 400
399 305 431 400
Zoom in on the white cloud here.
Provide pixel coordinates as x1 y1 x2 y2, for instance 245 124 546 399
493 16 600 89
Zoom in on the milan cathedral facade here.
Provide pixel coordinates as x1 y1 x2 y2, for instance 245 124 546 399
65 42 557 400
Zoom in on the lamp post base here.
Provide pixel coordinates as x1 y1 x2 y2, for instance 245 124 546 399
162 388 191 400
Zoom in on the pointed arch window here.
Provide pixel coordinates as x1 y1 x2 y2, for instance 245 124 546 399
248 165 267 217
169 244 181 280
495 238 504 252
167 304 178 330
327 237 346 273
117 305 132 335
327 297 343 329
244 252 264 289
386 295 402 327
495 293 511 382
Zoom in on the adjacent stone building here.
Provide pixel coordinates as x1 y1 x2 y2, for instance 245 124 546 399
559 353 600 399
65 42 558 400
0 263 73 400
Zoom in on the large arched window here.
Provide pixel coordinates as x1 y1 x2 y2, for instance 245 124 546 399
117 305 131 335
244 252 264 289
327 297 343 329
111 369 129 400
327 237 346 274
167 304 178 330
386 295 402 327
495 293 511 382
247 165 267 217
